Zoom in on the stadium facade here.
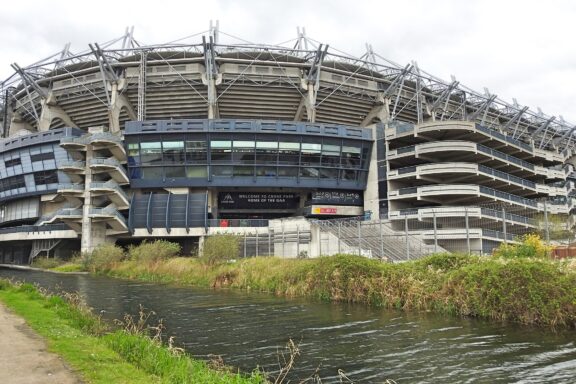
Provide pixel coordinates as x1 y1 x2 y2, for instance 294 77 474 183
0 26 575 263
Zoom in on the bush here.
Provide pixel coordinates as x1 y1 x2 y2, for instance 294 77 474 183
31 257 65 269
127 240 181 263
415 253 475 271
493 234 551 259
201 234 240 265
86 243 125 272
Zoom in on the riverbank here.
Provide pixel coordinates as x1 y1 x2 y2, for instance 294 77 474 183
0 280 266 384
102 253 576 328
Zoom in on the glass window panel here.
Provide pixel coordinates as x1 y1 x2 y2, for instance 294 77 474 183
4 158 21 168
34 171 58 185
211 148 232 163
212 166 233 176
140 142 162 150
278 167 298 177
142 167 163 179
256 166 277 177
279 142 300 150
301 143 321 152
340 169 358 181
322 144 340 155
300 167 319 178
256 141 278 164
129 167 142 179
185 141 207 162
211 140 231 148
186 166 207 178
301 143 321 165
278 142 300 165
30 152 54 162
163 141 184 149
342 145 361 154
233 141 255 148
233 166 254 177
140 142 162 166
163 141 185 164
165 167 185 178
319 168 339 179
256 141 278 149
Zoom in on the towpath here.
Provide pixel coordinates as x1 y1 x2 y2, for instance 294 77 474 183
0 303 81 384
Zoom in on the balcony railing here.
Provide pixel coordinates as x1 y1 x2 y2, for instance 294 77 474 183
89 208 127 226
0 223 71 235
89 181 129 201
57 160 86 169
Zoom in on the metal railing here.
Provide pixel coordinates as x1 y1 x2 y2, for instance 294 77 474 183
57 183 85 192
89 207 128 226
57 160 86 169
206 219 269 227
89 181 129 202
0 223 70 235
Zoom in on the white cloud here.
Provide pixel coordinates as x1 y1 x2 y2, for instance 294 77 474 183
1 0 575 121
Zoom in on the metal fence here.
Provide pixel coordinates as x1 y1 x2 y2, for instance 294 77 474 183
219 201 573 261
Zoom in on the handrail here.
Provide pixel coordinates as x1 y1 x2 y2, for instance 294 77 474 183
57 160 86 168
0 223 71 235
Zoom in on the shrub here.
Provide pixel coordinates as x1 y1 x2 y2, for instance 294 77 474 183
86 243 125 272
201 234 240 265
415 253 474 271
493 234 551 259
31 257 65 269
128 240 181 263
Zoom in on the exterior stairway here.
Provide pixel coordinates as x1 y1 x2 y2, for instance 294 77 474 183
311 218 443 261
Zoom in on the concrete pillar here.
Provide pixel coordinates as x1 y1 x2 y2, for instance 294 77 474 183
198 235 205 257
363 124 381 220
9 112 34 136
80 145 107 253
108 80 136 133
38 93 76 131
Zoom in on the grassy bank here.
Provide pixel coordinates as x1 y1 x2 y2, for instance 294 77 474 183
107 253 576 327
36 237 576 328
0 280 265 384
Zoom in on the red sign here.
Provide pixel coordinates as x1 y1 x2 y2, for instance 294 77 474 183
319 207 337 214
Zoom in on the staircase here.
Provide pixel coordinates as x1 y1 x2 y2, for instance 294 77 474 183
29 239 61 263
311 218 443 261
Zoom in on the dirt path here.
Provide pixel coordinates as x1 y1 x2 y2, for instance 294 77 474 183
0 303 82 384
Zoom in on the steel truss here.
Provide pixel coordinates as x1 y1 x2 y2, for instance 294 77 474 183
1 23 574 152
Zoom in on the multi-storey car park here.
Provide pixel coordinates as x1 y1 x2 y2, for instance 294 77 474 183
0 25 575 263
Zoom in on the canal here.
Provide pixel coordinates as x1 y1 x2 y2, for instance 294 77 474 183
1 268 575 383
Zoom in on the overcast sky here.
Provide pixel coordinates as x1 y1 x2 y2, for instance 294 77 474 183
1 0 575 122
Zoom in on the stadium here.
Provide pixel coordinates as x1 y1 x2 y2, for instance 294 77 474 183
0 25 575 263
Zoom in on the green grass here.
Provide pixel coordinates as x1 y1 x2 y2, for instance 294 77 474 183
0 281 266 384
105 253 576 328
30 238 576 328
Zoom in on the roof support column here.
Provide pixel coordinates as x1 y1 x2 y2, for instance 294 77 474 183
203 36 221 119
38 92 77 131
109 80 136 133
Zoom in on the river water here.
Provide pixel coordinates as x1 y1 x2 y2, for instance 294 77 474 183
1 268 575 383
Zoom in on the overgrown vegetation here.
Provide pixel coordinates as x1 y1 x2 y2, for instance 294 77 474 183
201 234 240 265
0 280 267 383
29 236 576 328
492 233 551 259
127 240 181 263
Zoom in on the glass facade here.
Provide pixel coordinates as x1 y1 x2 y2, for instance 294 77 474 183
126 134 371 189
0 142 70 201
